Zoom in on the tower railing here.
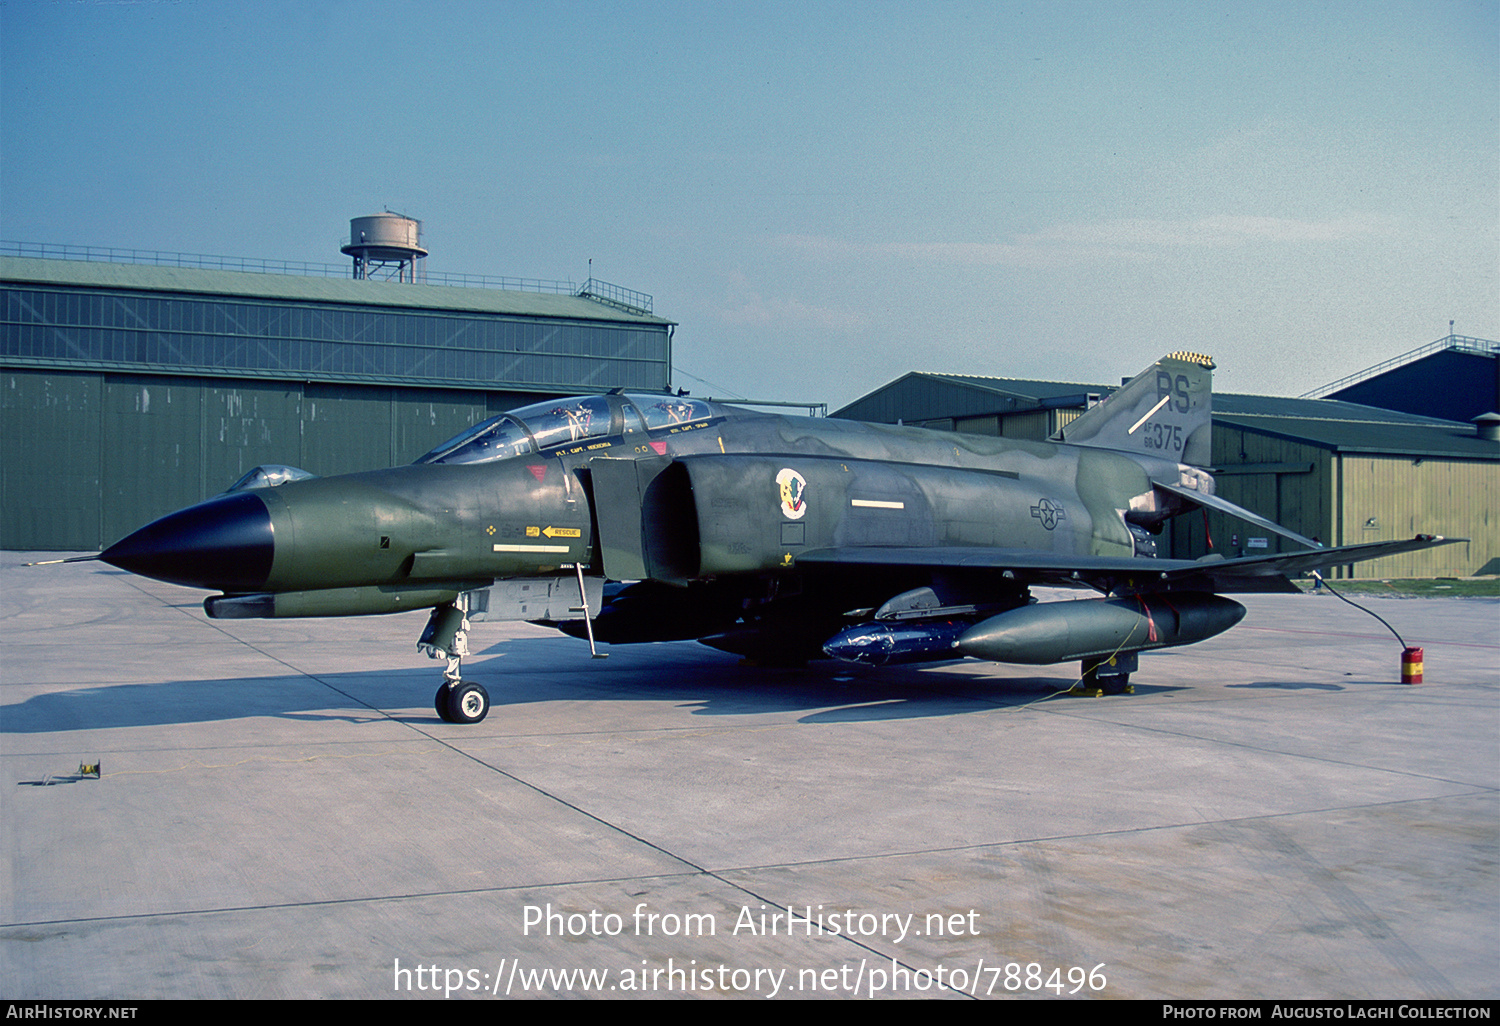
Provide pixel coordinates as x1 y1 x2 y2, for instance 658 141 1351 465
575 277 653 315
1 241 590 298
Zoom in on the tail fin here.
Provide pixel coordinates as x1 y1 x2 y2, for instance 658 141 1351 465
1054 352 1214 466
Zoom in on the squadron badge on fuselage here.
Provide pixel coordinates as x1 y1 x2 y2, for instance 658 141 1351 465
776 468 807 520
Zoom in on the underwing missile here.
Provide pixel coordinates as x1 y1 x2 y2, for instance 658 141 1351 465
822 619 973 666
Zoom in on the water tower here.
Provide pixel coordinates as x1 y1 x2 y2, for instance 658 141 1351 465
340 212 428 282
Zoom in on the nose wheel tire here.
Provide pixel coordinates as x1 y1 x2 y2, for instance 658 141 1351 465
435 681 490 724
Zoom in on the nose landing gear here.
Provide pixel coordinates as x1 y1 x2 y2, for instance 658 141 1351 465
420 601 491 724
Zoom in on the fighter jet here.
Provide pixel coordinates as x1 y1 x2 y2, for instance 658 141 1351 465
89 353 1458 723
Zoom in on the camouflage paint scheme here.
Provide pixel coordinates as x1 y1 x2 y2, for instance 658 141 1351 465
94 355 1459 721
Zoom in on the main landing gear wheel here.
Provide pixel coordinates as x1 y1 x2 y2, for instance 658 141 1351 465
1073 655 1135 696
436 681 490 724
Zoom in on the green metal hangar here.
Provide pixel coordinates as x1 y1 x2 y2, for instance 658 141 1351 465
1 253 674 551
835 365 1499 579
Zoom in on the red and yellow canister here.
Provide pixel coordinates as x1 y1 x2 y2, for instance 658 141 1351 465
1401 646 1424 684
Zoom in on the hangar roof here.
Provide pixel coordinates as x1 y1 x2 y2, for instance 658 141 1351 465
836 371 1499 461
1213 394 1496 460
0 256 675 326
1320 342 1497 423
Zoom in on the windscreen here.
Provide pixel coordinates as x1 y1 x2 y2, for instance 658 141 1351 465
416 415 533 465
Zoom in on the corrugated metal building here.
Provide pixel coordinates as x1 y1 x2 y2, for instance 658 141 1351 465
836 372 1498 578
1 255 675 550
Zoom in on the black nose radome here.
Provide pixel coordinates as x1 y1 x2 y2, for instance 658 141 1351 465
100 491 274 592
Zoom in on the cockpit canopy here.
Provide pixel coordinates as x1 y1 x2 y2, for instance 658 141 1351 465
226 464 318 492
415 394 718 466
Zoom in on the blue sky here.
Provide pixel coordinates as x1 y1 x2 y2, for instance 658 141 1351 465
2 0 1495 409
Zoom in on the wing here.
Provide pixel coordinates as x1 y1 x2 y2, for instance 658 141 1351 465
795 535 1464 595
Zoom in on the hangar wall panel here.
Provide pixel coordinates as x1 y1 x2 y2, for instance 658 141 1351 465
955 414 999 436
1052 408 1082 432
1000 410 1052 440
1337 455 1497 577
303 383 396 477
102 377 204 545
203 382 305 490
1 372 102 549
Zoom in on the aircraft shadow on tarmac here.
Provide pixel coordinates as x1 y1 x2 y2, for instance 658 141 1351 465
2 635 1180 732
